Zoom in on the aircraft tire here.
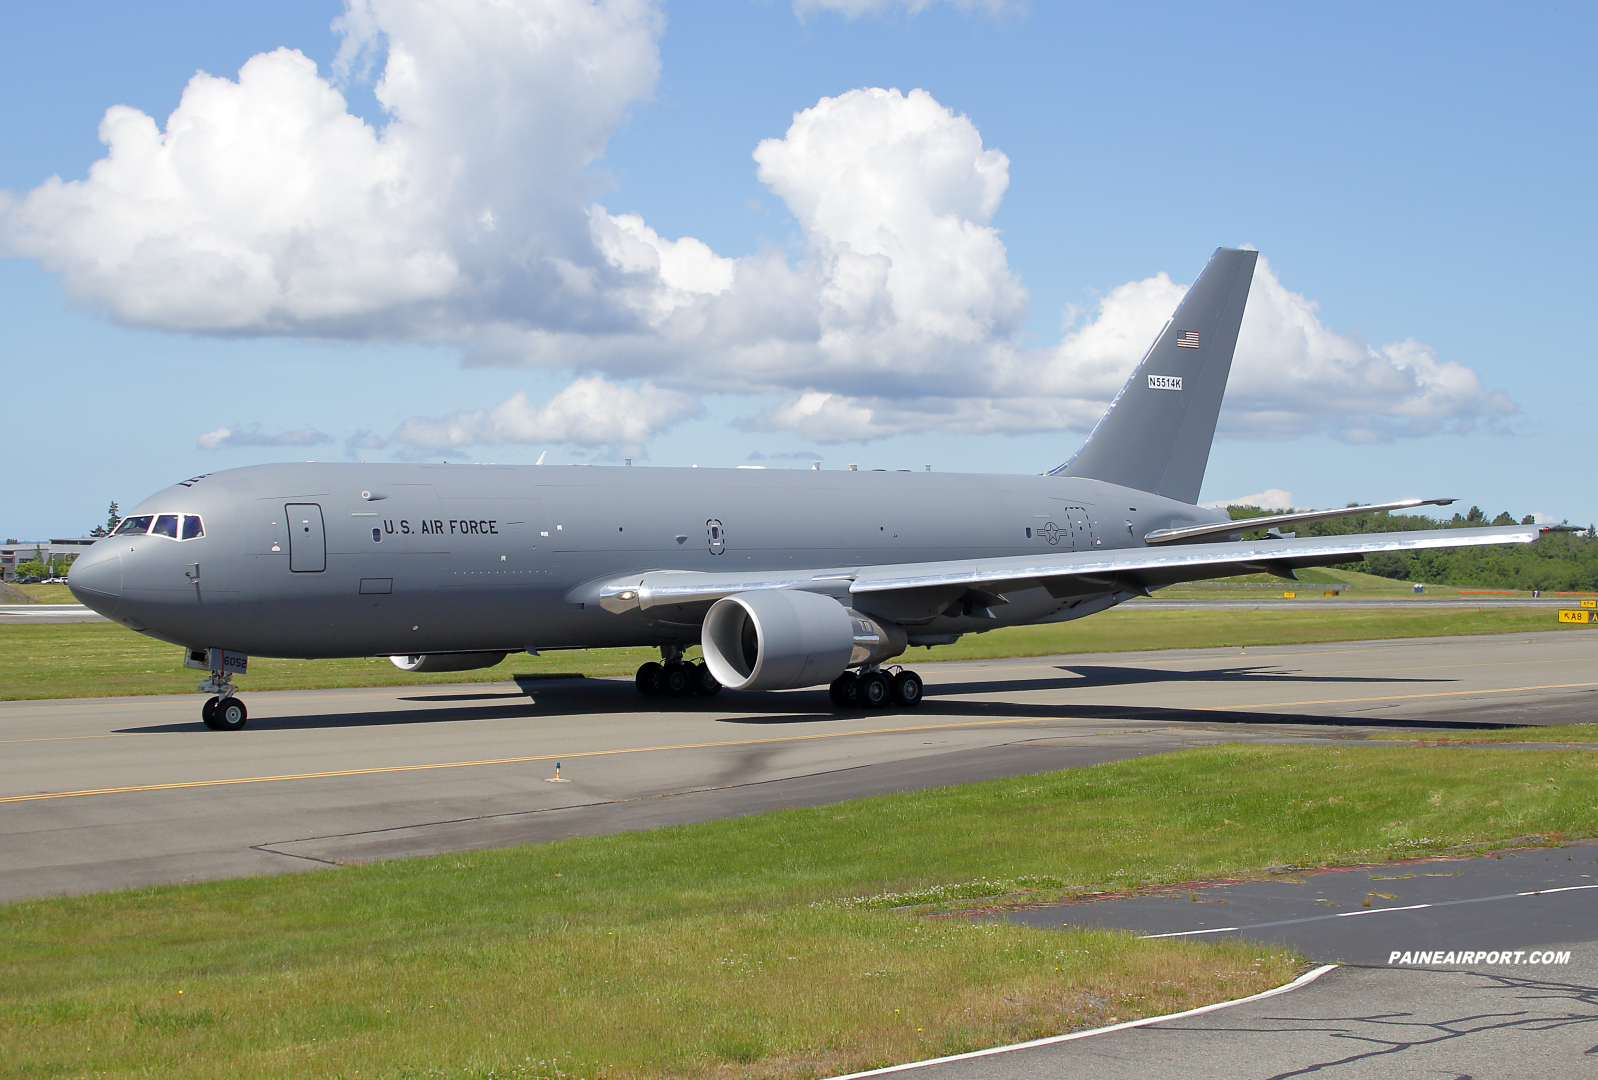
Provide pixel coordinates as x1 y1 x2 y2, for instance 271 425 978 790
635 662 664 696
662 662 695 697
828 673 859 708
201 696 222 730
693 662 721 696
857 671 892 709
891 670 924 707
213 698 248 731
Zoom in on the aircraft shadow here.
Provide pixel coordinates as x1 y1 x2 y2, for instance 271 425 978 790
1028 663 1448 690
112 675 1518 735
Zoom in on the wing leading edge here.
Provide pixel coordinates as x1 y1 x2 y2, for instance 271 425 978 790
591 524 1537 620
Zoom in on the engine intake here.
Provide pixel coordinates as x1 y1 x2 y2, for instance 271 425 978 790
701 590 904 691
389 651 508 673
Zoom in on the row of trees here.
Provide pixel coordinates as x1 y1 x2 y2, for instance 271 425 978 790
89 501 121 538
1226 504 1598 591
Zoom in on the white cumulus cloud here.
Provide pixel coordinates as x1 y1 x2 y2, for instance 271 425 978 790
1202 489 1297 511
0 0 661 336
393 376 698 453
197 425 332 450
2 0 1512 457
793 0 1015 19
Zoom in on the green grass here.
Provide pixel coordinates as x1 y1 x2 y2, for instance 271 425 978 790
3 607 1591 701
5 582 75 603
2 743 1593 1079
1370 724 1598 744
1150 565 1550 598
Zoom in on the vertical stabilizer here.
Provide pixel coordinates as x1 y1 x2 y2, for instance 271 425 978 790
1053 247 1257 503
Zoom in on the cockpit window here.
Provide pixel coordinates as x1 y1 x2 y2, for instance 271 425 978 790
114 515 154 536
181 515 204 540
151 514 180 539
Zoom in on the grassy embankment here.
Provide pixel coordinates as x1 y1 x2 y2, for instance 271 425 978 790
1371 725 1598 744
2 602 1590 701
4 582 75 603
2 742 1594 1078
1149 565 1588 598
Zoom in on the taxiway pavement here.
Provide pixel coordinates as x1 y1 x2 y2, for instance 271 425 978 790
859 845 1598 1079
0 603 109 623
845 946 1598 1079
1 630 1593 903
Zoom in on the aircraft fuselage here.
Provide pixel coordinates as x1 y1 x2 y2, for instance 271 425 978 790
67 462 1228 659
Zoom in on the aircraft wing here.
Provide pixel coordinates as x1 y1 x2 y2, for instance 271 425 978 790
590 523 1538 622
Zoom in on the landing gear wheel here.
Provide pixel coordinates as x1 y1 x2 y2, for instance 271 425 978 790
662 662 695 697
635 662 664 696
201 696 221 729
693 662 722 696
857 671 891 709
891 670 924 707
212 697 248 730
828 673 860 708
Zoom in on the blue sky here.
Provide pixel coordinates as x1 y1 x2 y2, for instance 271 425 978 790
2 1 1593 538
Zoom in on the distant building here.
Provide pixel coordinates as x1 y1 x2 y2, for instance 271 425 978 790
0 538 99 581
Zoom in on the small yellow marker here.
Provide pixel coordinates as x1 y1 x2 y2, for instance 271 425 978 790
1582 599 1597 609
1283 591 1297 599
545 761 572 783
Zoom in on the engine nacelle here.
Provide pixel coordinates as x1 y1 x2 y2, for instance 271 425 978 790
701 590 905 691
389 651 508 673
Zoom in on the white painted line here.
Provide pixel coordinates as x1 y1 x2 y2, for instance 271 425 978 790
1138 883 1598 939
1141 925 1241 939
823 964 1339 1079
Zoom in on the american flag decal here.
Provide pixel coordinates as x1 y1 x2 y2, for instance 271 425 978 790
1176 330 1200 349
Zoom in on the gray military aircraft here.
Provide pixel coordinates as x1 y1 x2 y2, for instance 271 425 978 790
68 248 1537 729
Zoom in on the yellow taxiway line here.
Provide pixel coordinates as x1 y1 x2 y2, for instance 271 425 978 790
0 715 1048 804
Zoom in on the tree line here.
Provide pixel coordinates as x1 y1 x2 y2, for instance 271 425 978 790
1225 504 1598 592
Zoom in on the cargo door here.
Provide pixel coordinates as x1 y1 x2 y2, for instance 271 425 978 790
286 503 326 572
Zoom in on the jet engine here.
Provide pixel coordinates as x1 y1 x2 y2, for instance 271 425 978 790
389 651 508 673
700 590 905 691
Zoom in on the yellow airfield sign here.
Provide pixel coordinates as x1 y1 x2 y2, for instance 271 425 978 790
1558 609 1591 624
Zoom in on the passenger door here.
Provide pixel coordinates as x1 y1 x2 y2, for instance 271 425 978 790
286 504 326 572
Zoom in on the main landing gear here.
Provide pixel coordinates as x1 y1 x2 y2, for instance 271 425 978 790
635 647 721 699
197 671 248 730
829 667 923 710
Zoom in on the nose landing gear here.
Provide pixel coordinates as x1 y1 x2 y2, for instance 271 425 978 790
197 671 248 730
202 696 249 730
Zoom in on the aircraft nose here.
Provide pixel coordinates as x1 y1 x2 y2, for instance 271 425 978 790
67 545 123 615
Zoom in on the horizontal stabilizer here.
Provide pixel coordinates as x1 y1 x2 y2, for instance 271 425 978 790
1143 497 1458 545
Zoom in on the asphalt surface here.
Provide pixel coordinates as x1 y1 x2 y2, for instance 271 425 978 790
2 630 1592 903
1003 843 1598 965
845 951 1598 1079
0 603 109 623
837 846 1598 1078
5 630 1594 1076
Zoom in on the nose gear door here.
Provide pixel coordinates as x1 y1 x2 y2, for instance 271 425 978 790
286 504 326 572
